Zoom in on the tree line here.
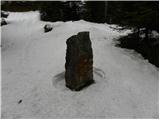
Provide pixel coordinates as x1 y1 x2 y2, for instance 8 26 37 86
2 1 158 30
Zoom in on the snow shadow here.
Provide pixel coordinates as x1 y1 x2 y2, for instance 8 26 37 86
53 71 65 81
52 71 66 91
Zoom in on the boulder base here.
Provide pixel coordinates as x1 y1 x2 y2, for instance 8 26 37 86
65 32 94 91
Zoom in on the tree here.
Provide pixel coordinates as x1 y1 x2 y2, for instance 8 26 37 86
107 1 158 32
84 1 106 23
39 1 63 22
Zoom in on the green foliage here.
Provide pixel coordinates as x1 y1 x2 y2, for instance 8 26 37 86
107 1 159 31
117 32 159 67
39 1 82 22
1 1 39 12
84 1 106 23
39 1 63 22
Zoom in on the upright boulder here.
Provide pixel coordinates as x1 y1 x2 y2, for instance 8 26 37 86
65 32 94 91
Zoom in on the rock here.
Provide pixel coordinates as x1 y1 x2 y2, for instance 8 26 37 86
18 100 22 104
65 32 94 91
44 24 53 33
1 18 7 26
1 11 9 18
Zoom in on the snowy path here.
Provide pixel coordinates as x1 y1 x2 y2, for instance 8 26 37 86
1 12 158 118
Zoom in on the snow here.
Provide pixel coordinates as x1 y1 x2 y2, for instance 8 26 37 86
1 11 159 118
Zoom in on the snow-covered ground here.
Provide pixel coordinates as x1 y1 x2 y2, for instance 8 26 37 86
1 11 159 118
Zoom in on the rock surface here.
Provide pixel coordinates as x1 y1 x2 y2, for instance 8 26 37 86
1 11 9 18
1 18 7 26
65 32 94 91
44 24 53 33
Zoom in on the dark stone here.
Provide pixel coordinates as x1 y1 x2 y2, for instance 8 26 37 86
65 32 94 91
18 100 22 104
44 24 53 33
1 11 9 18
1 18 7 26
